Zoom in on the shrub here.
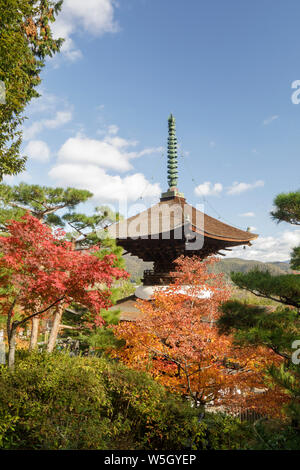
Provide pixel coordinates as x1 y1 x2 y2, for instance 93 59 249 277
0 352 202 450
195 413 255 450
247 419 300 450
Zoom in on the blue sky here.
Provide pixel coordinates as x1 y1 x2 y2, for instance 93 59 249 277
6 0 300 261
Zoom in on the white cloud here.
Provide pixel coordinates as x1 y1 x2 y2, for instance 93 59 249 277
194 182 223 197
239 212 255 217
3 171 31 184
57 131 163 173
263 115 279 126
227 180 264 195
23 122 44 141
44 111 73 129
57 135 134 172
23 140 50 162
136 146 164 157
26 89 62 116
107 124 119 135
49 164 161 203
225 229 300 262
52 0 119 61
49 126 162 203
194 181 265 197
23 110 73 140
104 135 138 149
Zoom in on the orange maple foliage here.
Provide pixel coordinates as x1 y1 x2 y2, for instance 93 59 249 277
112 256 287 416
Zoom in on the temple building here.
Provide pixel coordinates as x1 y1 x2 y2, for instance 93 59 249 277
107 115 258 319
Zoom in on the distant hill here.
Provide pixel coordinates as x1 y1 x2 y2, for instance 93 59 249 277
213 258 292 279
123 254 292 282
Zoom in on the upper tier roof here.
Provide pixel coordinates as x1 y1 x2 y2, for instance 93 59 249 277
107 196 257 244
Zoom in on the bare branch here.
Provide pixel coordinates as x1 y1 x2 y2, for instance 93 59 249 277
15 297 65 328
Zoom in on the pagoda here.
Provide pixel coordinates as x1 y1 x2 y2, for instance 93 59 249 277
107 115 258 315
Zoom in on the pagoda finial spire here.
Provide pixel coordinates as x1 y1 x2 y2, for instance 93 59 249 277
160 115 184 201
167 114 178 189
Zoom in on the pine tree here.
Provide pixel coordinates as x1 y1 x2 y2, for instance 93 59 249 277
0 182 93 229
271 191 300 269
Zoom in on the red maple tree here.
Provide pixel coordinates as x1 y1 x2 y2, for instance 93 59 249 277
113 256 285 415
0 214 128 368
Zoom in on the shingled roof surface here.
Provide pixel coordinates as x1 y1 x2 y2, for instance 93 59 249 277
107 295 146 322
107 197 258 243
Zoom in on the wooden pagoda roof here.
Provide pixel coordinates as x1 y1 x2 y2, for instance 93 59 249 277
107 196 258 245
107 295 145 322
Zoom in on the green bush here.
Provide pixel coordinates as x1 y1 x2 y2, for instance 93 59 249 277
195 410 300 450
0 352 202 450
3 352 281 450
247 419 300 450
195 413 255 450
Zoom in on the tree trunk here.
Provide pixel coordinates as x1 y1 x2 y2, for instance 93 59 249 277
29 317 39 350
47 304 64 353
8 327 16 370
